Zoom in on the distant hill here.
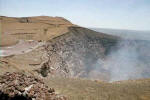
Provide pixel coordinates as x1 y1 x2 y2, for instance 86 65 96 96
91 28 150 40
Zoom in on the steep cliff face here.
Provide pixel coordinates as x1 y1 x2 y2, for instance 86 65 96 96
37 27 150 81
38 27 119 81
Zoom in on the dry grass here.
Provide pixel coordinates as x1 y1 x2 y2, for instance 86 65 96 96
44 77 150 100
0 16 74 46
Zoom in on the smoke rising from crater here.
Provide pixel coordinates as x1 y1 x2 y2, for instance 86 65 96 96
88 39 150 82
104 41 141 82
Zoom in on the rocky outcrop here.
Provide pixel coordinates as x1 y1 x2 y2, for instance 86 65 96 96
36 26 119 80
19 17 30 23
0 72 66 100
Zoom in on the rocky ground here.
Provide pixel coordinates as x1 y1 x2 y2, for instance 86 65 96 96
0 72 66 100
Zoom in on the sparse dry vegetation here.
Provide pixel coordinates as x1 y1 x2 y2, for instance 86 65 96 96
45 77 150 100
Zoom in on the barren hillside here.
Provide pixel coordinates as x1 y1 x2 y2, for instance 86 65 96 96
0 16 73 46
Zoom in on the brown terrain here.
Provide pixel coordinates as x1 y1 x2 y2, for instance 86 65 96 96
0 16 73 46
0 16 150 100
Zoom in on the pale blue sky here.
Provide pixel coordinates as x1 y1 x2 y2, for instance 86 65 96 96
0 0 150 30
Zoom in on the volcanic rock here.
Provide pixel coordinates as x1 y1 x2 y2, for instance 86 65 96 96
0 72 66 100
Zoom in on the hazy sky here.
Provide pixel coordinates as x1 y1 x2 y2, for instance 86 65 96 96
0 0 150 30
